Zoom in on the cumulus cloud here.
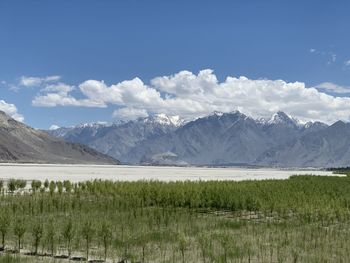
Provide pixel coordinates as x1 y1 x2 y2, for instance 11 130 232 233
32 83 105 108
20 75 61 87
32 93 104 108
112 107 149 121
31 69 350 124
0 100 24 122
42 83 74 93
344 60 350 66
316 82 350 94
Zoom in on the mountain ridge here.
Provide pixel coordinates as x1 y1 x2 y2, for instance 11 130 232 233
0 111 119 164
48 111 350 167
48 114 183 163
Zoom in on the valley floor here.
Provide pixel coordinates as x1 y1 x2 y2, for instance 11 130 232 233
0 163 337 183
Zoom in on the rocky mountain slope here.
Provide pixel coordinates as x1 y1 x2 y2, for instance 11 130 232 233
124 111 328 166
257 120 350 167
48 114 183 163
0 111 118 164
48 111 350 167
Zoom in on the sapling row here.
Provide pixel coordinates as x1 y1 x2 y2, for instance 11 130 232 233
0 175 349 262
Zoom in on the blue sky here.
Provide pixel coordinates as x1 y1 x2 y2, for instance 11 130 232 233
1 0 350 128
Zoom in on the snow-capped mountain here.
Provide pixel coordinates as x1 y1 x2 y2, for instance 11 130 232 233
144 113 185 127
49 121 119 137
75 121 111 129
47 110 350 167
267 111 301 127
47 114 185 163
123 111 332 166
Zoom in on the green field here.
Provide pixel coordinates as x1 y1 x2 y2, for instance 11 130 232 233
0 175 350 262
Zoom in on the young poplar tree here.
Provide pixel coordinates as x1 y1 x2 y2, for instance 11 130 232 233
63 180 72 193
14 218 26 253
7 179 17 193
177 233 188 263
45 220 56 256
44 179 49 190
57 181 63 195
82 220 94 260
31 180 41 194
197 233 211 263
49 181 56 196
31 221 43 255
99 221 112 261
0 213 10 249
62 219 74 258
0 180 3 194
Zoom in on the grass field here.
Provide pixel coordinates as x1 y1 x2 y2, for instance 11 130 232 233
0 174 349 262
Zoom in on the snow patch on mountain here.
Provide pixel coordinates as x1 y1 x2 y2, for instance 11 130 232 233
267 111 301 126
142 114 185 127
47 110 346 167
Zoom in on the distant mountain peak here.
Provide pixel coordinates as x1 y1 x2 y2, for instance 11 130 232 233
76 121 111 129
304 121 328 129
142 114 185 127
209 110 247 119
49 125 60 131
330 120 347 129
212 111 224 117
268 111 300 127
46 108 350 167
232 110 253 121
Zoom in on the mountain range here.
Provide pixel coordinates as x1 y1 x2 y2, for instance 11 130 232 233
0 111 118 164
47 111 350 168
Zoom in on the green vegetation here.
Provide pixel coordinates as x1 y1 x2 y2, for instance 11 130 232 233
6 180 26 194
0 175 349 262
329 166 350 176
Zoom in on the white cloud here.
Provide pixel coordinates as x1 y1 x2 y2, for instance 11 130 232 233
42 83 75 94
20 75 61 87
112 107 149 121
32 82 105 108
327 52 337 64
316 82 350 94
32 93 105 108
31 69 350 124
79 80 122 105
310 49 339 65
0 100 24 122
1 81 17 91
344 60 350 66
